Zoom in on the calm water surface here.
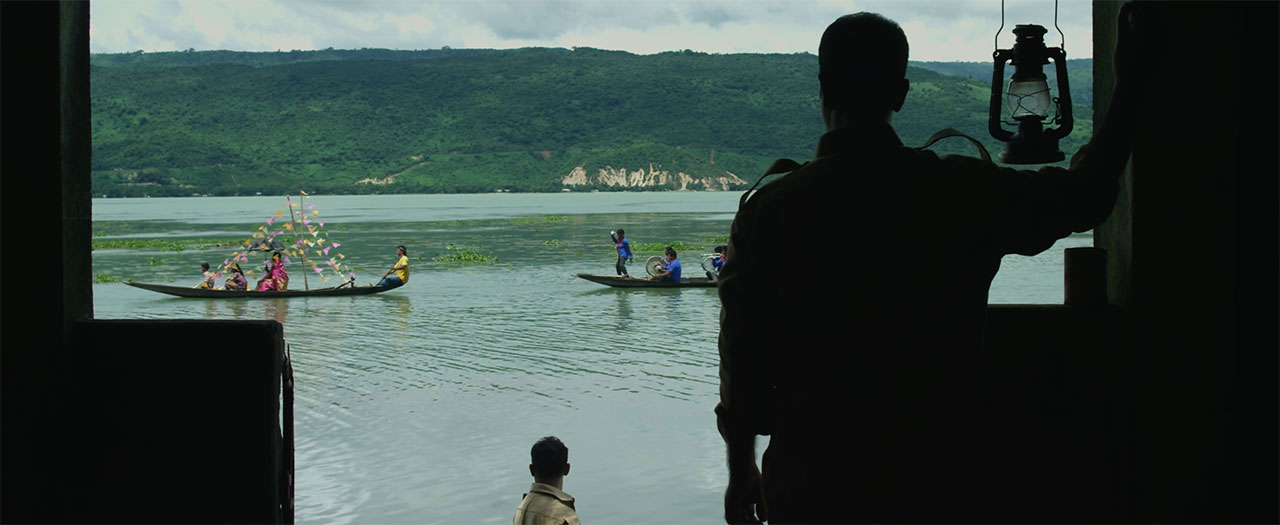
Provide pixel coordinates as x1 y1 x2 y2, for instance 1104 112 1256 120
92 193 1089 524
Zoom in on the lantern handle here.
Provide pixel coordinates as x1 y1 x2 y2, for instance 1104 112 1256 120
989 49 1015 142
1054 0 1066 50
1046 46 1074 140
993 0 1006 52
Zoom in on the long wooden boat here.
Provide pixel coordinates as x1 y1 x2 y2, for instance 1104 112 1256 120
125 280 404 298
575 273 717 288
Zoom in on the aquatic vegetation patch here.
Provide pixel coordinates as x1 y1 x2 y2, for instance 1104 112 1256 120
93 272 122 283
91 238 229 251
630 241 694 253
704 235 729 244
543 239 563 247
433 244 498 263
510 215 568 225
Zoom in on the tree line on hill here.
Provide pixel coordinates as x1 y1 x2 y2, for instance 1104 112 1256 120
90 47 1092 197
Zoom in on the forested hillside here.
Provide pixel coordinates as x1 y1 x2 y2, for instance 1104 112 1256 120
90 47 1092 197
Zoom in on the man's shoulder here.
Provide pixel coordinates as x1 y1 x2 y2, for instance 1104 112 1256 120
514 490 580 525
750 146 995 200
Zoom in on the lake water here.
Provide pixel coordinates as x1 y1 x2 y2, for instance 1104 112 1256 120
91 192 1091 524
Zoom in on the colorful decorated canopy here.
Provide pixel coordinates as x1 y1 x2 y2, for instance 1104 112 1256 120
212 190 354 288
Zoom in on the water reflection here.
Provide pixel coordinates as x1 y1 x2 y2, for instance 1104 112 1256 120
91 194 1084 524
264 299 290 326
380 294 412 331
612 289 632 332
224 298 248 319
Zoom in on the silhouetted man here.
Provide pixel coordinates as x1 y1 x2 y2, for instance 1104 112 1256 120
514 436 581 525
716 9 1142 523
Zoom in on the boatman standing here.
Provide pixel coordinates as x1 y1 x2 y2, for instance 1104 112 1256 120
611 229 632 277
378 245 410 287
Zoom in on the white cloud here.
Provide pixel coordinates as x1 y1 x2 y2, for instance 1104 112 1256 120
89 0 1093 60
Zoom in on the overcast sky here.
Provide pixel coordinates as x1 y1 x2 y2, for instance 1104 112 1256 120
90 0 1093 61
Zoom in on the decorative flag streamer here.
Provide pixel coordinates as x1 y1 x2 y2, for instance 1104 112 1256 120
210 191 352 288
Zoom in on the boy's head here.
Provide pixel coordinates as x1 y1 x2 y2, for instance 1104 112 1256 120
530 436 570 481
616 229 625 238
665 247 678 260
714 245 727 255
201 262 210 271
818 12 910 116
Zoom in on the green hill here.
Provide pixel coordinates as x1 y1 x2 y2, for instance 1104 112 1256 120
90 48 1092 197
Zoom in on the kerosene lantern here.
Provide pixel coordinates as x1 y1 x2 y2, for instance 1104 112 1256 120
988 24 1073 164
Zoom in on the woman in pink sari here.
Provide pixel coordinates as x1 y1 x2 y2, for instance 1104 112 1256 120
255 252 289 291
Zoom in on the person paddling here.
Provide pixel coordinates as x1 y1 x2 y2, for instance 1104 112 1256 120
378 245 410 287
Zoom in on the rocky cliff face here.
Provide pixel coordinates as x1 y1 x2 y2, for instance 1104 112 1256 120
562 163 746 191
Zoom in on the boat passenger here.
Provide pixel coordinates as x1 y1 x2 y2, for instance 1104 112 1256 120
611 229 633 277
650 246 682 283
224 263 248 291
708 245 728 280
255 251 289 291
378 245 410 287
196 262 215 289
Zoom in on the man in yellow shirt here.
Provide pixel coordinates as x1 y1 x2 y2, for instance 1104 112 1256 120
513 436 581 525
377 245 410 287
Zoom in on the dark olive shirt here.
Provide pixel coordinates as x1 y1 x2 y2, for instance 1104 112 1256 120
513 483 580 525
715 122 1116 521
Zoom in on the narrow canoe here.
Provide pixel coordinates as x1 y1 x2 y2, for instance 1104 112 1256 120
125 280 404 298
575 273 717 288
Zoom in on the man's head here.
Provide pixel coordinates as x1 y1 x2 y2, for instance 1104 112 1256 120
529 436 570 483
396 245 407 256
818 13 910 121
616 229 625 238
201 262 210 272
665 247 678 260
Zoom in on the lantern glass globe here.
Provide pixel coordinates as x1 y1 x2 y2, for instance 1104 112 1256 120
1007 78 1053 119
